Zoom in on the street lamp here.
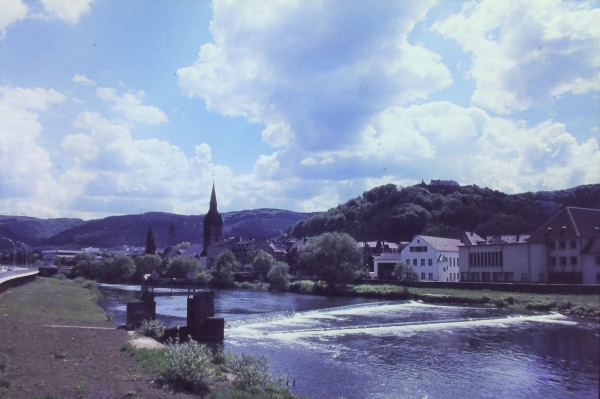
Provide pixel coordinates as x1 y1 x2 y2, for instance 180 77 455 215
2 237 16 268
17 242 30 268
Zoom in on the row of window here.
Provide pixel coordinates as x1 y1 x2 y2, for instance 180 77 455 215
407 258 433 266
462 272 515 282
420 272 434 280
409 246 428 252
549 240 577 250
549 256 578 266
468 251 503 267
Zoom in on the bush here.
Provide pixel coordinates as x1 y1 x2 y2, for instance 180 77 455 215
503 295 515 305
288 280 314 293
103 255 136 283
52 273 67 280
211 251 240 288
267 262 290 292
480 295 491 304
162 338 214 392
225 351 283 391
526 302 556 311
137 319 166 339
166 256 201 279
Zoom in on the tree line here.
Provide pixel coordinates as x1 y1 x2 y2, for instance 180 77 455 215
287 183 600 242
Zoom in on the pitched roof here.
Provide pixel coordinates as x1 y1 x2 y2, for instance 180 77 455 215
418 235 461 252
488 235 530 244
461 232 486 246
374 252 403 262
582 238 600 254
529 207 600 242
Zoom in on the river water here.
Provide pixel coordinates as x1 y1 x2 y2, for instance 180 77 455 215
98 285 599 399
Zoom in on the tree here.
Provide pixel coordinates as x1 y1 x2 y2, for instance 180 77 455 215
103 255 136 283
251 250 275 279
145 226 156 255
133 254 162 282
267 261 290 291
211 250 240 288
393 262 418 294
70 252 103 280
296 232 362 290
166 255 201 278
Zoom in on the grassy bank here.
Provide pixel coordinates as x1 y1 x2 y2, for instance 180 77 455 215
0 276 106 323
286 280 600 318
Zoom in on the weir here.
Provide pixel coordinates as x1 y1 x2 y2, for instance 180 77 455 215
125 276 224 340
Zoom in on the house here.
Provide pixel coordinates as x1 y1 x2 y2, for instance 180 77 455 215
400 235 461 282
361 240 408 273
527 207 600 284
373 252 404 279
457 233 539 283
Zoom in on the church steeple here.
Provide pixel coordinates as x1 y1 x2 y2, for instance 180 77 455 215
202 182 223 257
210 182 217 212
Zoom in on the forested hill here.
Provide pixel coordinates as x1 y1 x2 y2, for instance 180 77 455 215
287 183 600 242
0 209 315 249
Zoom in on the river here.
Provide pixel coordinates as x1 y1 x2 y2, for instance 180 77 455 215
98 285 599 399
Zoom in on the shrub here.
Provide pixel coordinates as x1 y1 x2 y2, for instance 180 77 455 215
288 280 314 293
162 338 214 392
225 351 283 391
480 295 491 304
494 299 506 308
0 372 9 389
267 262 290 292
526 302 556 311
137 319 166 339
503 295 515 305
52 273 67 280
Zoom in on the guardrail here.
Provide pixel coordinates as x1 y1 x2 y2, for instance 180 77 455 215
0 269 39 294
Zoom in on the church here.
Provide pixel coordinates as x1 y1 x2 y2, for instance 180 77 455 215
200 183 239 267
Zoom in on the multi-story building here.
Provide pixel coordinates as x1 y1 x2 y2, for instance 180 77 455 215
399 235 461 282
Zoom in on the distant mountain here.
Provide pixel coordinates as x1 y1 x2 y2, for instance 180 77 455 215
288 183 600 242
0 209 317 250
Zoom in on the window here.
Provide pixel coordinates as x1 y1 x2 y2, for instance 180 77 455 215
410 246 427 252
560 257 567 266
470 272 480 281
559 241 566 249
521 273 529 282
570 240 577 249
482 272 491 282
413 259 417 266
428 259 433 266
421 259 425 266
428 273 433 280
421 273 425 280
570 256 578 266
550 257 557 266
504 272 514 282
549 241 556 250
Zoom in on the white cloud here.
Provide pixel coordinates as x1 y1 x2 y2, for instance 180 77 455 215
0 86 64 205
432 0 600 114
178 0 451 152
96 88 169 125
0 0 28 40
40 0 93 24
72 73 96 86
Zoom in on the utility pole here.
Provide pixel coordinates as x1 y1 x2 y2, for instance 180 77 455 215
17 242 30 267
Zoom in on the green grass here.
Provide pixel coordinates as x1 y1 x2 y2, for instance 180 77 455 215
121 344 168 379
0 277 106 323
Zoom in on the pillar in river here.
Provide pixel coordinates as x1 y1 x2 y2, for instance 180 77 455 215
187 291 224 340
126 296 156 329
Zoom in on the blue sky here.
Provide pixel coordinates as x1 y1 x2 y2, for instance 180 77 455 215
1 0 598 220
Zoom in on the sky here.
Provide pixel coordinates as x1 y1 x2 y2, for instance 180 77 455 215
0 0 599 220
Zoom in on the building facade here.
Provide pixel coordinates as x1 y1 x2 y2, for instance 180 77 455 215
399 235 461 282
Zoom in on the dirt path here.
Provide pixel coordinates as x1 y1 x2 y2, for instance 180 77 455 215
0 279 195 398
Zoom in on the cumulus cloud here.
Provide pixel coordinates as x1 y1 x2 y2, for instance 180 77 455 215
178 0 451 152
96 88 168 125
0 86 65 208
0 0 28 40
72 73 96 86
40 0 93 24
432 0 600 114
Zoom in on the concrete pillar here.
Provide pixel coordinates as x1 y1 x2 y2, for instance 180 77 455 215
126 298 156 329
187 291 224 340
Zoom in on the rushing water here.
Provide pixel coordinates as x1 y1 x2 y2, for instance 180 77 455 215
99 285 600 399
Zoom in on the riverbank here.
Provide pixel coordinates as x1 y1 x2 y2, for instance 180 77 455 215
239 280 600 319
0 277 198 398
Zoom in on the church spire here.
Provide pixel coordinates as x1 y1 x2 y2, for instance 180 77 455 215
210 182 217 212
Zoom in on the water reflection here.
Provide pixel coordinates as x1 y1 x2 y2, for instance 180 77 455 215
98 285 599 399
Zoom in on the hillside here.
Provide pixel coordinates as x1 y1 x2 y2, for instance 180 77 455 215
288 183 600 242
0 209 315 249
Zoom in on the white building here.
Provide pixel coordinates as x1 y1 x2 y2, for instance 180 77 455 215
373 252 404 279
400 235 461 282
458 233 547 282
